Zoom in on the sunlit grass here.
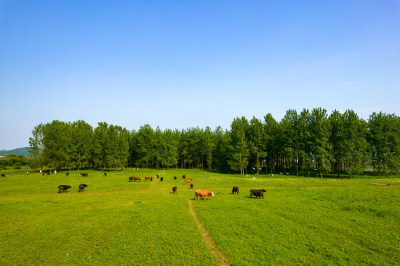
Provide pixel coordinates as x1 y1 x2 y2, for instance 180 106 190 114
0 169 399 265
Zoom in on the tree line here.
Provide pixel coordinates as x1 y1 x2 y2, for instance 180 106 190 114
28 108 400 177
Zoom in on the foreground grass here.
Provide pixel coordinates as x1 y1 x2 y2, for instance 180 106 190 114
0 169 399 265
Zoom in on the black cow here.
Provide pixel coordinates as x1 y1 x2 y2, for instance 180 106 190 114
104 172 107 177
250 189 266 199
58 185 71 193
79 184 88 192
182 175 186 179
156 174 159 179
151 177 153 181
80 173 88 177
232 187 239 194
66 172 70 177
172 186 177 194
190 184 194 189
1 174 5 177
160 177 164 182
174 176 177 181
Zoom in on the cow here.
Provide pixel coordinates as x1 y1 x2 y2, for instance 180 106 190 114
195 190 215 201
150 177 153 181
156 174 159 179
145 176 150 181
160 177 164 182
104 172 107 177
78 184 88 192
172 186 177 194
41 172 45 176
80 173 88 177
174 176 177 181
190 184 194 189
66 172 69 177
250 189 266 199
1 174 5 177
129 176 141 182
232 187 239 194
185 179 192 184
58 185 71 193
182 175 186 179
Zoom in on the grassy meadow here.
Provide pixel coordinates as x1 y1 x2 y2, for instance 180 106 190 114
0 169 399 265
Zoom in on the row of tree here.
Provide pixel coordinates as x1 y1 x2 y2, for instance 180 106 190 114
29 108 400 177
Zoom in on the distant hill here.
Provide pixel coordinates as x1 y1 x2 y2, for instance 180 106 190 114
0 147 30 157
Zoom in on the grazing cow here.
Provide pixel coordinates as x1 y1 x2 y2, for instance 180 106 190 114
190 184 194 189
172 186 177 194
174 176 177 181
104 172 107 177
58 185 71 193
195 190 215 201
185 179 192 184
78 184 88 192
66 172 69 177
232 187 239 194
250 189 266 199
182 175 186 179
1 174 5 177
80 173 88 177
145 176 150 181
129 176 141 182
156 174 159 179
160 177 164 182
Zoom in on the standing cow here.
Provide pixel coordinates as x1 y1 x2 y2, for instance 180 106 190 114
79 184 88 192
129 176 141 182
58 185 71 193
232 187 239 194
172 186 177 194
195 190 215 201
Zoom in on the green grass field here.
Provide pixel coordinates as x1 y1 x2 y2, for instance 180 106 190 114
0 169 399 265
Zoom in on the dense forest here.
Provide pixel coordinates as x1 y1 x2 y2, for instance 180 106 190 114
28 108 400 177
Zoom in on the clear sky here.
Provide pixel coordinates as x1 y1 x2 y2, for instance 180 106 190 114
0 0 399 150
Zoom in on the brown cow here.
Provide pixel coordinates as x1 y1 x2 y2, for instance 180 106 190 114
185 179 192 184
145 176 150 181
129 176 141 182
195 190 215 201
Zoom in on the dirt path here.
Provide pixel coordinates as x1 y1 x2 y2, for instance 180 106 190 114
188 200 229 266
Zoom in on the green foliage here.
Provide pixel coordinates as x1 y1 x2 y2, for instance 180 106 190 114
368 112 400 175
27 109 400 176
229 117 250 175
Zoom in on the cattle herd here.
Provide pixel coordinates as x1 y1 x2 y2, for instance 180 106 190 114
1 171 266 200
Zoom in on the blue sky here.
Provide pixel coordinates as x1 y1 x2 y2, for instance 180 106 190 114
0 0 399 150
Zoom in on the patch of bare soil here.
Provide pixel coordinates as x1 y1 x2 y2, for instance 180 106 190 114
188 200 229 266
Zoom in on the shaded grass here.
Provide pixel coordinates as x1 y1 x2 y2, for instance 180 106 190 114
0 169 399 265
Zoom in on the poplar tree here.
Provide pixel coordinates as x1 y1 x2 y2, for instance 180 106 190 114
70 120 93 170
309 108 331 177
248 117 263 174
342 110 368 177
368 112 400 175
229 117 249 175
263 114 278 174
28 123 46 170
